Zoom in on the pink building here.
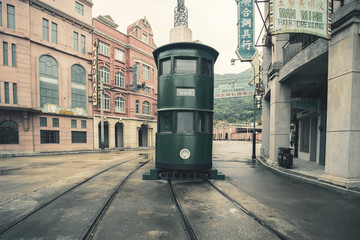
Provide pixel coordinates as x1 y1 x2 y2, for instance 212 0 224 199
0 0 93 153
92 15 157 149
213 123 262 142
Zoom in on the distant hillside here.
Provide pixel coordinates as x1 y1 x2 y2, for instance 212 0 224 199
214 69 261 124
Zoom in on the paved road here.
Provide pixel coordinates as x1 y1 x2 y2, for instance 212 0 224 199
0 142 359 239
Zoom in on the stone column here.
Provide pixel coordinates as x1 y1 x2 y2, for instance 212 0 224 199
268 35 291 165
319 20 360 188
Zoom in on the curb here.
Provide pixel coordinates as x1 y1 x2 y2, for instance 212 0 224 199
257 156 360 197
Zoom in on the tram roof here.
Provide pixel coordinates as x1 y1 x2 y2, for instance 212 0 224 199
153 42 219 64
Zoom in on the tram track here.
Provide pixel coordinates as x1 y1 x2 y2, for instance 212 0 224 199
205 179 289 240
168 178 289 240
82 160 149 240
0 155 149 237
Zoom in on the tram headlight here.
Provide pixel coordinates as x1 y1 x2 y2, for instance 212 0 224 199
179 148 191 160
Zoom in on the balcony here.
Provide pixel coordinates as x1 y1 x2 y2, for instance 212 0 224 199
283 34 319 64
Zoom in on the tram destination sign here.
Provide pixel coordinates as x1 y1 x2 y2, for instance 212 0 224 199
269 0 331 39
214 84 254 99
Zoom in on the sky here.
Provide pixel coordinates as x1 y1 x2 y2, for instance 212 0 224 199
92 0 264 75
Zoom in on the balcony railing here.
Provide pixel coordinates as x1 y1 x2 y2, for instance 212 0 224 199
283 34 319 64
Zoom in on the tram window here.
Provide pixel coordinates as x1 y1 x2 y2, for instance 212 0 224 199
177 111 194 133
160 58 171 75
198 112 211 133
174 58 197 74
159 111 172 132
202 58 212 76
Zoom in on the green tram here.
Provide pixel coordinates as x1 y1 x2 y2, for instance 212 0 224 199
144 42 224 180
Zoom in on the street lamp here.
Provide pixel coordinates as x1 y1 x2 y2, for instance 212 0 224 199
230 58 257 160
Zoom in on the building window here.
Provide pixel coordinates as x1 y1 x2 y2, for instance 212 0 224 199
80 35 85 54
0 3 2 27
81 120 86 128
135 100 139 113
0 120 19 144
52 22 57 44
143 101 150 115
71 119 77 128
3 42 8 66
115 72 125 87
72 131 86 143
75 2 84 16
115 48 125 61
40 117 47 127
142 33 148 43
7 4 15 29
43 18 49 41
115 97 125 113
71 64 86 109
98 41 109 56
40 130 59 144
13 83 17 104
39 55 58 107
52 118 59 127
143 65 150 80
174 57 198 74
98 67 110 84
11 43 16 67
99 94 110 110
160 58 171 75
177 111 194 134
4 82 9 104
74 32 78 52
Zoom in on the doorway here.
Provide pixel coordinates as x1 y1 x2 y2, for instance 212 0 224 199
98 121 109 148
115 122 124 148
138 124 148 147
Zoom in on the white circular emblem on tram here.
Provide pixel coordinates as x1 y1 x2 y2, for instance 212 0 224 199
179 148 191 160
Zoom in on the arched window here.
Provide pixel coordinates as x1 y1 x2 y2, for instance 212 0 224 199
98 94 110 110
136 100 140 113
39 55 58 107
98 66 110 84
143 101 150 115
115 97 125 112
115 72 125 87
71 64 86 109
0 120 19 144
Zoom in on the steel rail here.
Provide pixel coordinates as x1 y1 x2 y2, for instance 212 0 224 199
82 160 150 240
168 179 198 240
206 179 289 240
0 155 145 236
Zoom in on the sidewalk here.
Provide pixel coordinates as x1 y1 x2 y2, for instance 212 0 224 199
257 156 360 196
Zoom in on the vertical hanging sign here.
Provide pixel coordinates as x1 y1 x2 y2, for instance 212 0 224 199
236 0 257 61
92 39 99 106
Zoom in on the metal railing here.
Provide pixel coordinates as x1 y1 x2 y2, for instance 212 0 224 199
283 34 319 64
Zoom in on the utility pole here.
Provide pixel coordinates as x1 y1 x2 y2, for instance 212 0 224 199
100 80 105 150
252 92 256 160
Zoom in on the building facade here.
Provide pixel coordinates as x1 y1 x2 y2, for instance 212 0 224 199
261 0 360 188
0 0 94 153
213 123 262 142
92 16 157 149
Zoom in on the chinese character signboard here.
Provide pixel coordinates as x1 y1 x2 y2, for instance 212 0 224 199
92 39 99 106
269 0 331 39
41 104 88 116
236 0 257 61
214 84 254 99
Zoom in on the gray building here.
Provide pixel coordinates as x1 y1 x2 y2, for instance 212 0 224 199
261 0 360 188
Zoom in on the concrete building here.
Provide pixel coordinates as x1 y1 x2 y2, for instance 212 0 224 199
92 15 157 149
261 0 360 188
213 123 262 142
0 0 93 153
